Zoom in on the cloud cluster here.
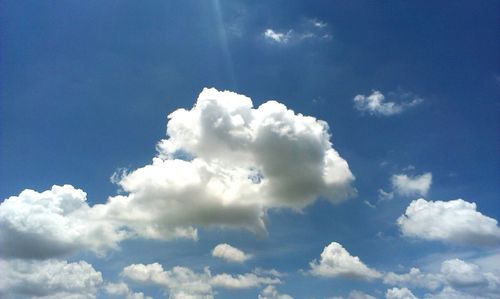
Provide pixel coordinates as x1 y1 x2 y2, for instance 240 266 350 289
309 242 381 280
121 262 282 299
384 258 500 298
354 90 422 116
397 198 500 246
212 243 251 263
0 88 355 259
0 259 103 299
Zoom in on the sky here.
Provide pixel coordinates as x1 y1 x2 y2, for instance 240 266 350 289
0 1 499 299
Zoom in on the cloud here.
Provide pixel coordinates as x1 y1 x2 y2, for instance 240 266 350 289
210 273 281 289
259 285 293 299
121 263 213 299
391 173 432 197
263 19 331 45
354 90 423 116
384 267 442 290
121 262 283 299
423 287 475 299
105 282 152 299
397 198 500 246
0 259 102 299
212 243 251 263
385 287 418 299
264 29 292 43
309 242 381 280
384 258 500 298
107 88 355 239
330 290 377 299
441 259 493 289
0 88 355 258
0 185 126 259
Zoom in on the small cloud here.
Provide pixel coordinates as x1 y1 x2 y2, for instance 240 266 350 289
353 90 423 116
212 243 252 263
263 18 331 45
310 18 327 28
391 172 432 197
379 170 432 201
364 200 376 209
264 29 292 43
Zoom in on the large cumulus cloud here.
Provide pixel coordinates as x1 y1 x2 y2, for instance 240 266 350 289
0 88 355 258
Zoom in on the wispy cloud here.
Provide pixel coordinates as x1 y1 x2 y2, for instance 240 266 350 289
354 90 423 116
263 18 332 45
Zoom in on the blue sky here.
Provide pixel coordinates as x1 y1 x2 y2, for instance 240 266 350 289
1 1 499 299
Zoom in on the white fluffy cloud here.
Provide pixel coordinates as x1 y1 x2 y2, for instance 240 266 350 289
354 90 422 116
104 282 152 299
385 287 418 299
0 185 126 259
121 262 283 299
384 258 500 298
397 198 500 246
211 243 251 263
0 88 355 258
106 88 355 239
0 259 102 299
309 242 381 280
259 285 293 299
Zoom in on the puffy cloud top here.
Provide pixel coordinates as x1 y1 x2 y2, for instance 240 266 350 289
309 242 381 280
397 198 500 246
